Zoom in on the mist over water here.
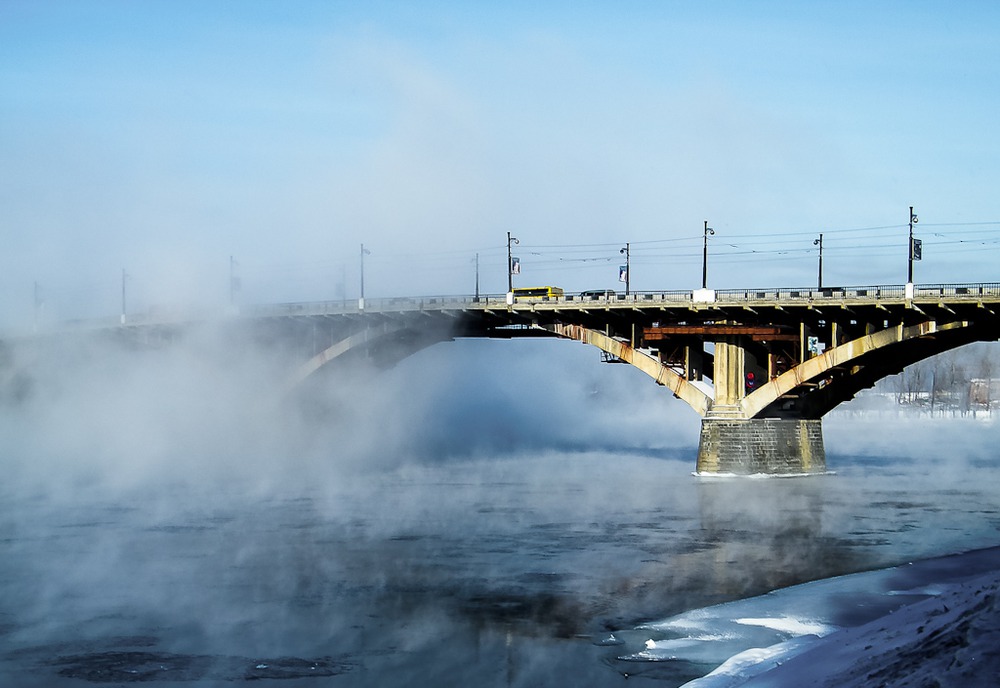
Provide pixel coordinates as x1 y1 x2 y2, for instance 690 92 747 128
1 332 999 686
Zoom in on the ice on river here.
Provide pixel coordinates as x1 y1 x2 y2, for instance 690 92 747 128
615 546 1000 687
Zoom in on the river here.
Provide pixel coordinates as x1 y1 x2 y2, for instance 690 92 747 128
2 416 999 687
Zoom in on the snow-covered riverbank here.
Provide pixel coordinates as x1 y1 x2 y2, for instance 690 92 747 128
617 547 1000 687
728 567 1000 687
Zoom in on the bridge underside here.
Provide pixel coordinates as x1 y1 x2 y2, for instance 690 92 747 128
534 299 999 473
241 290 1000 475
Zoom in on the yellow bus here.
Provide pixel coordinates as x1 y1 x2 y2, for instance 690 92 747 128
512 286 564 299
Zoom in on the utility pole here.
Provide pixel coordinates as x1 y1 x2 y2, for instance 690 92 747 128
814 234 824 290
474 252 480 302
907 205 919 285
121 269 127 325
360 243 371 309
507 232 519 294
229 255 239 306
702 220 714 290
619 242 630 296
33 281 41 332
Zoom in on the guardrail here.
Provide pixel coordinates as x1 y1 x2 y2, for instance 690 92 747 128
244 282 1000 317
715 283 1000 302
23 282 1000 335
714 285 905 301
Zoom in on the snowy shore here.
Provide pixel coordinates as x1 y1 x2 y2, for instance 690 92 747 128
688 566 1000 687
735 570 1000 687
621 547 1000 687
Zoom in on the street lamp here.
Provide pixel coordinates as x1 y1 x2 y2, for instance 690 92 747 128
33 281 42 332
507 231 519 294
229 255 240 307
474 252 480 302
814 234 824 290
702 221 715 290
619 242 630 296
907 206 920 286
120 268 128 325
360 243 371 309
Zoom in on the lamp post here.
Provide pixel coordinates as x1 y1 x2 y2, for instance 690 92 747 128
907 206 919 285
474 252 480 302
702 221 715 290
33 281 42 332
507 231 519 294
229 255 240 307
814 233 824 290
619 242 630 296
360 243 371 309
120 268 127 325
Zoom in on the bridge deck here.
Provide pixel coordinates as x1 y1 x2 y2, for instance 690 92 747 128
13 281 1000 474
244 282 1000 320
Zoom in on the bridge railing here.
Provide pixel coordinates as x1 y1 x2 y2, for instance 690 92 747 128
245 283 1000 317
245 294 513 317
30 282 1000 336
714 285 906 301
562 290 694 303
913 283 1000 298
714 283 1000 302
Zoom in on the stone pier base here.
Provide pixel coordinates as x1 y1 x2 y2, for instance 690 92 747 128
696 418 826 475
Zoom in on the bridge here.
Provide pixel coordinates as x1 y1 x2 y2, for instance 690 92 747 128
25 281 1000 474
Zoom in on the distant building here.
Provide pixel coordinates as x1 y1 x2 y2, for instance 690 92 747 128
969 378 1000 407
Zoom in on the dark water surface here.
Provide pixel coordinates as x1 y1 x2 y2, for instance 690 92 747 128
2 444 1000 687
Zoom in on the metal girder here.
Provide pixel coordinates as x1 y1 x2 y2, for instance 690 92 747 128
645 324 798 341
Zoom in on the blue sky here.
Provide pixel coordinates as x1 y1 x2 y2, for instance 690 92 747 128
2 1 1000 325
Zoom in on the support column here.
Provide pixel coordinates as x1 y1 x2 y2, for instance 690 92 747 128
713 339 744 406
685 345 704 381
696 418 827 475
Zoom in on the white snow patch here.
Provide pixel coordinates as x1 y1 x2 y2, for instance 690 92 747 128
679 635 821 687
734 616 834 636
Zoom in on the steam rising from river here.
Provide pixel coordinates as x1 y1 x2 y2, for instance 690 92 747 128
3 328 998 508
0 329 697 502
3 330 1000 686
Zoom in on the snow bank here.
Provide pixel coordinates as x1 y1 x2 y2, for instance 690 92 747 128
672 549 1000 687
734 570 1000 687
617 547 1000 687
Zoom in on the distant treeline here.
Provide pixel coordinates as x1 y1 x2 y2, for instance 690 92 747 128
864 341 1000 411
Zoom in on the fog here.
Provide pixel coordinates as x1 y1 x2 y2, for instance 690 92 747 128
4 3 1000 683
3 318 997 531
2 325 1000 685
0 325 706 526
0 330 698 685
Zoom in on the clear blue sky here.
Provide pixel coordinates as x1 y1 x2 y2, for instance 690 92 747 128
2 1 1000 324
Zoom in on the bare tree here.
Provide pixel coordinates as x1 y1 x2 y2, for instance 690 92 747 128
978 349 995 412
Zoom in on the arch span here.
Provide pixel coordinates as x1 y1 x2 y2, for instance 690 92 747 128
537 323 712 416
744 319 986 419
286 320 454 392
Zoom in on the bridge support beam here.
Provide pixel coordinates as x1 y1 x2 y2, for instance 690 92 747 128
696 418 826 475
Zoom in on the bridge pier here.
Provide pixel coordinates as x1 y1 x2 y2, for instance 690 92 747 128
696 418 826 475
